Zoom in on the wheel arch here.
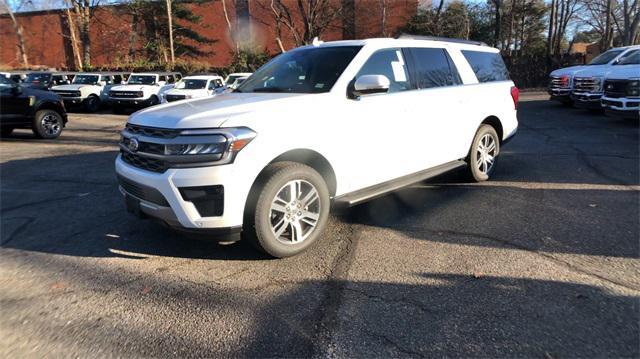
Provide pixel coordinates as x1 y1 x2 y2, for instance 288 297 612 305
267 149 337 198
480 115 504 142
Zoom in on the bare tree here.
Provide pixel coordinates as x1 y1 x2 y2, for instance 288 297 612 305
268 0 344 47
620 0 640 44
1 0 29 68
68 0 99 68
166 0 175 65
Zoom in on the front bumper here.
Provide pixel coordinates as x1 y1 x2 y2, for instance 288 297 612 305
601 96 640 119
61 97 84 106
109 97 153 107
571 92 603 109
115 155 251 231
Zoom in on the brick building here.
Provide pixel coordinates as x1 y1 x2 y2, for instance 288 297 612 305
0 0 418 70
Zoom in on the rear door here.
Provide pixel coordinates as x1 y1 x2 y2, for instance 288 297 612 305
402 46 467 167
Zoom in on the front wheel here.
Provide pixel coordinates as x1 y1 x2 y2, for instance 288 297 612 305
32 110 64 139
466 124 500 182
84 95 101 112
243 162 330 258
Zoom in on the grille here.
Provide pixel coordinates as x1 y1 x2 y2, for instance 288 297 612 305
53 90 80 97
110 91 140 98
604 80 630 98
166 94 187 102
573 77 601 93
121 150 168 173
125 124 180 139
117 175 169 206
549 75 570 90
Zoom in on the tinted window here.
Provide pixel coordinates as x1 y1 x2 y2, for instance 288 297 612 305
100 75 112 84
357 48 411 93
589 49 623 65
462 50 510 83
616 49 639 65
113 75 123 83
167 75 175 84
159 75 167 82
410 48 461 88
26 73 51 84
237 46 362 94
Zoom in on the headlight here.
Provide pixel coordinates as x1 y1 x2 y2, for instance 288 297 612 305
136 91 143 97
120 126 257 168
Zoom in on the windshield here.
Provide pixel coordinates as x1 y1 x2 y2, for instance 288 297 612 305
127 75 156 85
73 75 99 84
236 46 362 94
616 49 639 65
589 49 624 65
225 75 243 85
175 79 207 89
26 73 51 84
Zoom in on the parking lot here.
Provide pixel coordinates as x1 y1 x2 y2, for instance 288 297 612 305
0 92 638 357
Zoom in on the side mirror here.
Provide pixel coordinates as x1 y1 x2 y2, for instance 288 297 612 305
352 75 390 98
98 81 106 86
11 85 22 95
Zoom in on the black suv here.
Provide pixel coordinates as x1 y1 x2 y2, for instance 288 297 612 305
0 76 67 139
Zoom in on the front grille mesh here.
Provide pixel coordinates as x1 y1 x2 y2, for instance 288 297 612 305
117 175 169 206
549 76 570 90
573 77 601 93
604 80 628 98
110 91 140 98
121 150 167 173
125 124 180 139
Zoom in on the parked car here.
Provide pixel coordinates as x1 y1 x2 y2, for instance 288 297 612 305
227 76 249 90
51 72 128 112
22 71 76 91
571 48 640 110
0 76 67 139
108 72 181 112
115 37 518 258
162 75 225 103
1 71 27 83
548 45 639 105
601 50 640 119
225 72 252 88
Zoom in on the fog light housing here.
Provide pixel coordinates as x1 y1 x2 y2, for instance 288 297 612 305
179 185 224 217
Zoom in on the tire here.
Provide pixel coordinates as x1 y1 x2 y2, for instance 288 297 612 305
32 109 64 139
0 127 13 137
148 95 159 107
83 95 101 112
466 124 500 182
243 162 330 258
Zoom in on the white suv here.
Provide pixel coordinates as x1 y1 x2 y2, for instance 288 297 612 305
109 72 181 111
601 49 640 119
115 37 518 257
52 72 127 112
162 75 225 103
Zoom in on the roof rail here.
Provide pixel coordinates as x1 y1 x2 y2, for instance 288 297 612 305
395 33 488 47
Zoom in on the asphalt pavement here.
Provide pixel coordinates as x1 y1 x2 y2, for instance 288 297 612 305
1 93 638 358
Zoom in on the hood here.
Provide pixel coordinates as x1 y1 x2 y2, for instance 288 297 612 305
573 66 614 79
52 84 95 91
605 65 640 80
550 65 604 77
20 86 61 101
165 88 208 95
22 83 49 90
128 92 306 129
111 84 155 91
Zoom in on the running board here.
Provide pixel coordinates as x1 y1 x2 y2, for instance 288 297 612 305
333 160 467 208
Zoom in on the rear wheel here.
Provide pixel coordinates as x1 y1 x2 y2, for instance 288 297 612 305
148 95 159 107
32 109 64 139
466 124 500 182
84 95 101 112
243 162 330 258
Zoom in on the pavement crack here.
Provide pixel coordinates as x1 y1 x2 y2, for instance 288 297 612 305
342 287 436 315
363 328 426 358
400 226 640 292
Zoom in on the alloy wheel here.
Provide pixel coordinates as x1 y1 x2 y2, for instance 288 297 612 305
41 114 61 136
269 179 321 244
476 133 497 174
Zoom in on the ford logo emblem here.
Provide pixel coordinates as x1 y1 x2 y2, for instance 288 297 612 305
127 137 139 152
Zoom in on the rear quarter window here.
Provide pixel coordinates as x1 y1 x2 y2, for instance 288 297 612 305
462 50 510 83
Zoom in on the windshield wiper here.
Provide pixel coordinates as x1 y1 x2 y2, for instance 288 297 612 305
252 87 286 93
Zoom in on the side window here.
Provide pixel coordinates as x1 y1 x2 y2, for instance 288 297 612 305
461 50 510 83
215 79 223 88
409 48 461 89
167 75 175 84
101 76 112 84
113 75 122 84
159 75 166 82
356 48 411 93
174 73 182 81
